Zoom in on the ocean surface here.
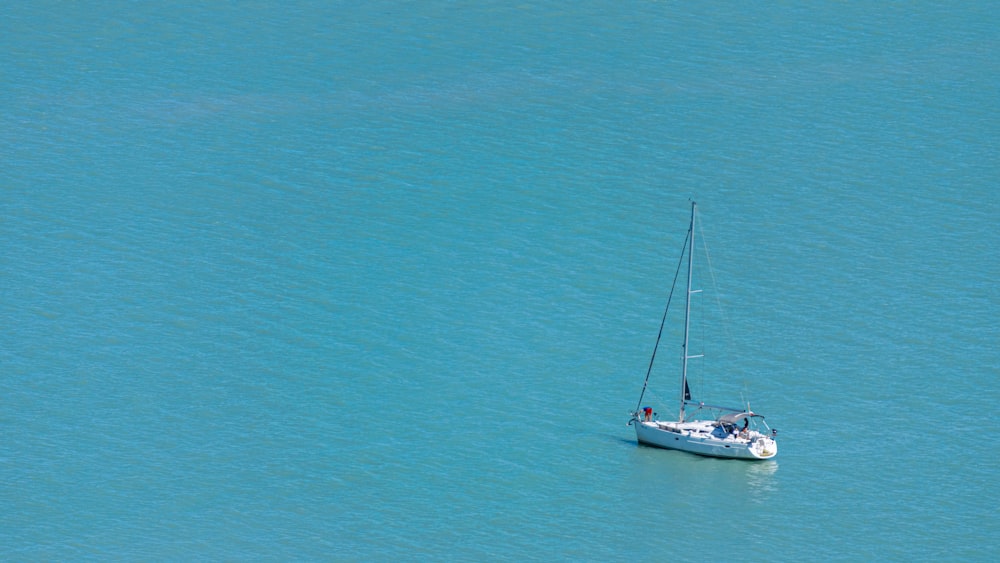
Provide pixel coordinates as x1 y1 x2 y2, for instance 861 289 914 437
2 2 998 560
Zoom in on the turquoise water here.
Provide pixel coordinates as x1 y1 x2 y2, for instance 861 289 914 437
3 2 998 560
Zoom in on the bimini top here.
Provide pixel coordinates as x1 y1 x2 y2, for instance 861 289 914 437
718 412 764 425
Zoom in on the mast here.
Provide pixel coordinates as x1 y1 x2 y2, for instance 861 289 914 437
679 201 698 422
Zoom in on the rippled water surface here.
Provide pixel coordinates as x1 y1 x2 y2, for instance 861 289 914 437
2 2 997 559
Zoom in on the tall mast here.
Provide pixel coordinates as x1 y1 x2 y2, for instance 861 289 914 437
679 201 698 421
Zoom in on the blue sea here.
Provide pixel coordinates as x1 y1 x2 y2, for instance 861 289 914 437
2 2 997 560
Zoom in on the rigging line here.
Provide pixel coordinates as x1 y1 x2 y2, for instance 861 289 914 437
696 211 734 353
697 211 751 398
634 227 690 414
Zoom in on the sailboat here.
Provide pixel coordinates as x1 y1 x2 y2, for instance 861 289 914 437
628 201 778 460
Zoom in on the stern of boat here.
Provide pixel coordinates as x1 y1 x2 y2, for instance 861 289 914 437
749 436 778 459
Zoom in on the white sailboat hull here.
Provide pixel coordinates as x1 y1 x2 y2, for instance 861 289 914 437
633 420 777 460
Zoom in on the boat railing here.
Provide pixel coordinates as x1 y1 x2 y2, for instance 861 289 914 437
681 400 746 421
682 400 744 412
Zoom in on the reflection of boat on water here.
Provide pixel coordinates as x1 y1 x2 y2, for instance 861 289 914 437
744 460 780 500
628 201 778 460
746 459 779 482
